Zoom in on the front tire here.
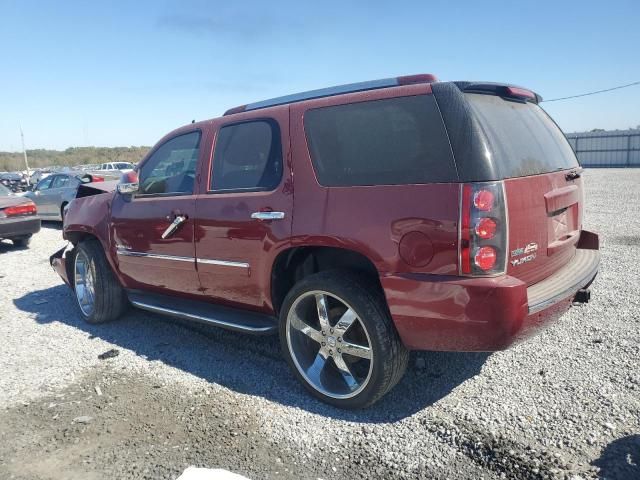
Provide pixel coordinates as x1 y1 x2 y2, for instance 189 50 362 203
279 271 408 409
73 240 128 324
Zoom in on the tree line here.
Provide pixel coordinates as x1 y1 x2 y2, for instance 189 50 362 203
0 146 151 171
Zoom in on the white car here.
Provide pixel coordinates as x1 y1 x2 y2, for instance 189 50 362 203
97 162 134 172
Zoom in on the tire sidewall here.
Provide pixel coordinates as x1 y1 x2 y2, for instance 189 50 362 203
279 271 401 409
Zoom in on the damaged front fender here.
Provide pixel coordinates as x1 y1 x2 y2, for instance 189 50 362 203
50 243 75 288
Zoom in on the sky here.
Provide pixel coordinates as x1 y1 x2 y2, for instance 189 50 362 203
0 0 639 151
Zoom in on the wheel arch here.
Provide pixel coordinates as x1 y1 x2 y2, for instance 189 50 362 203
270 245 385 316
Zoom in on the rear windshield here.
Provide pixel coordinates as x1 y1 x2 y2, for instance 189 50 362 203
304 95 457 186
466 93 579 177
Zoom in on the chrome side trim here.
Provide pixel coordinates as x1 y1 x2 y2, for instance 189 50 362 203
116 248 194 263
130 300 275 334
251 211 285 221
196 258 250 269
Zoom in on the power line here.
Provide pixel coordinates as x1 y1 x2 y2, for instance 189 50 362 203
543 80 640 102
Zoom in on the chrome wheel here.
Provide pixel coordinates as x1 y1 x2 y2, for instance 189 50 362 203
74 249 96 317
286 291 374 399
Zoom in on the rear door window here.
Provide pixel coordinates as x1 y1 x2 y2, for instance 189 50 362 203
210 120 282 192
52 175 70 189
466 93 579 177
304 95 457 186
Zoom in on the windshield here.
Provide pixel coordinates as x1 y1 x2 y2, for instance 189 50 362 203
0 184 11 195
466 93 579 178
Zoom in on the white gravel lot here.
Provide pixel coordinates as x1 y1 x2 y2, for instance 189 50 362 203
0 169 638 480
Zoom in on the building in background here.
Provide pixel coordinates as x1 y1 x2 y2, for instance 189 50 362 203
566 128 640 167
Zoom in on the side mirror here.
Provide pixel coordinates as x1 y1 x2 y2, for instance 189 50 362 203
117 170 139 195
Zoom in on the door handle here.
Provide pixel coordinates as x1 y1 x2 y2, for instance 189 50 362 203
251 211 285 221
161 215 187 239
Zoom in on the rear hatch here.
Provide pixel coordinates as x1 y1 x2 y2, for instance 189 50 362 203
465 91 582 285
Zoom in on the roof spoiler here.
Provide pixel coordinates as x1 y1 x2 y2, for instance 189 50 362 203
454 81 542 104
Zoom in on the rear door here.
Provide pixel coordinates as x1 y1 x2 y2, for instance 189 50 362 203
464 92 582 285
49 174 71 219
110 130 203 296
194 106 292 310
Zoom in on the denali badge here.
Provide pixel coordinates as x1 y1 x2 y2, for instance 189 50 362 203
511 242 538 257
510 242 538 267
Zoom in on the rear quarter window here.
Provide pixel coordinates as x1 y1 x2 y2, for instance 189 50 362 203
304 95 457 186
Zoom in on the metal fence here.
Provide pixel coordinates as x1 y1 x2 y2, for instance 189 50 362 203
565 129 640 167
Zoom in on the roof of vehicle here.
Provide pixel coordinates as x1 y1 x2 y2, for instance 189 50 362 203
222 74 541 117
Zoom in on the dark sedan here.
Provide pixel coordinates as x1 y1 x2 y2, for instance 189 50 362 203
0 183 40 247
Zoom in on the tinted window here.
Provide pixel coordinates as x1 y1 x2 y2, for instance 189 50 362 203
466 93 579 177
52 175 70 189
211 120 282 191
139 131 201 195
0 184 10 195
304 95 457 186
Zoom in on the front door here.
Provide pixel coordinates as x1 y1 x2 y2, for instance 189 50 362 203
110 130 204 296
195 107 293 311
32 175 56 216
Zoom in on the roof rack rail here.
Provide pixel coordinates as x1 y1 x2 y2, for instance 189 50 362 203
223 73 438 116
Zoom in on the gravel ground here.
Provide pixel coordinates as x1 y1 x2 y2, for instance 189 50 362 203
0 169 639 480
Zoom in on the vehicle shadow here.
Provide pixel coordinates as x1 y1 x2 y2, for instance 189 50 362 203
593 434 640 479
41 220 62 230
14 285 489 423
0 240 29 252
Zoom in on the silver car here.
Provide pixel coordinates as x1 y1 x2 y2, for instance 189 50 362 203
23 172 93 221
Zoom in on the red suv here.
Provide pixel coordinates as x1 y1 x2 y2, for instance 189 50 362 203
51 74 600 408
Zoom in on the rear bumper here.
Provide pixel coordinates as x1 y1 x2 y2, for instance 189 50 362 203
50 244 73 287
382 230 600 351
0 216 41 239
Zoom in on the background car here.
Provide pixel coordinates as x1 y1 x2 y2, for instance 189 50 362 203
98 162 134 172
0 172 28 192
23 171 102 222
0 183 40 247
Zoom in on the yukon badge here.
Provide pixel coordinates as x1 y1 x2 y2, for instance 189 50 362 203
510 242 538 267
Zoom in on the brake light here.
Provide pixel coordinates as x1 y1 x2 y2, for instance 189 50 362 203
92 175 105 182
473 190 494 211
505 86 536 100
475 217 497 239
475 246 497 271
459 182 508 276
3 201 37 217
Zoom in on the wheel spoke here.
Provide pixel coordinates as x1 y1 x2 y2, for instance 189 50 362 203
332 354 358 390
306 349 329 382
314 293 330 332
341 341 372 359
290 312 324 343
335 308 357 335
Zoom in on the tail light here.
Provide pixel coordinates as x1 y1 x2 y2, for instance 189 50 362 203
459 182 508 276
92 175 105 182
1 201 37 218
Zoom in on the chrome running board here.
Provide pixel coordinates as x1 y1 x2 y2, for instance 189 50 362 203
127 291 277 335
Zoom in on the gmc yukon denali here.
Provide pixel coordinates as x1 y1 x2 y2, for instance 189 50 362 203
51 74 600 408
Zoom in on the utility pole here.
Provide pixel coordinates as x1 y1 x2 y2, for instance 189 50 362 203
19 125 31 186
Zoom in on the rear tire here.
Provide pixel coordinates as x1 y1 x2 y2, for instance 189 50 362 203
73 240 128 324
279 270 409 409
11 236 31 248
